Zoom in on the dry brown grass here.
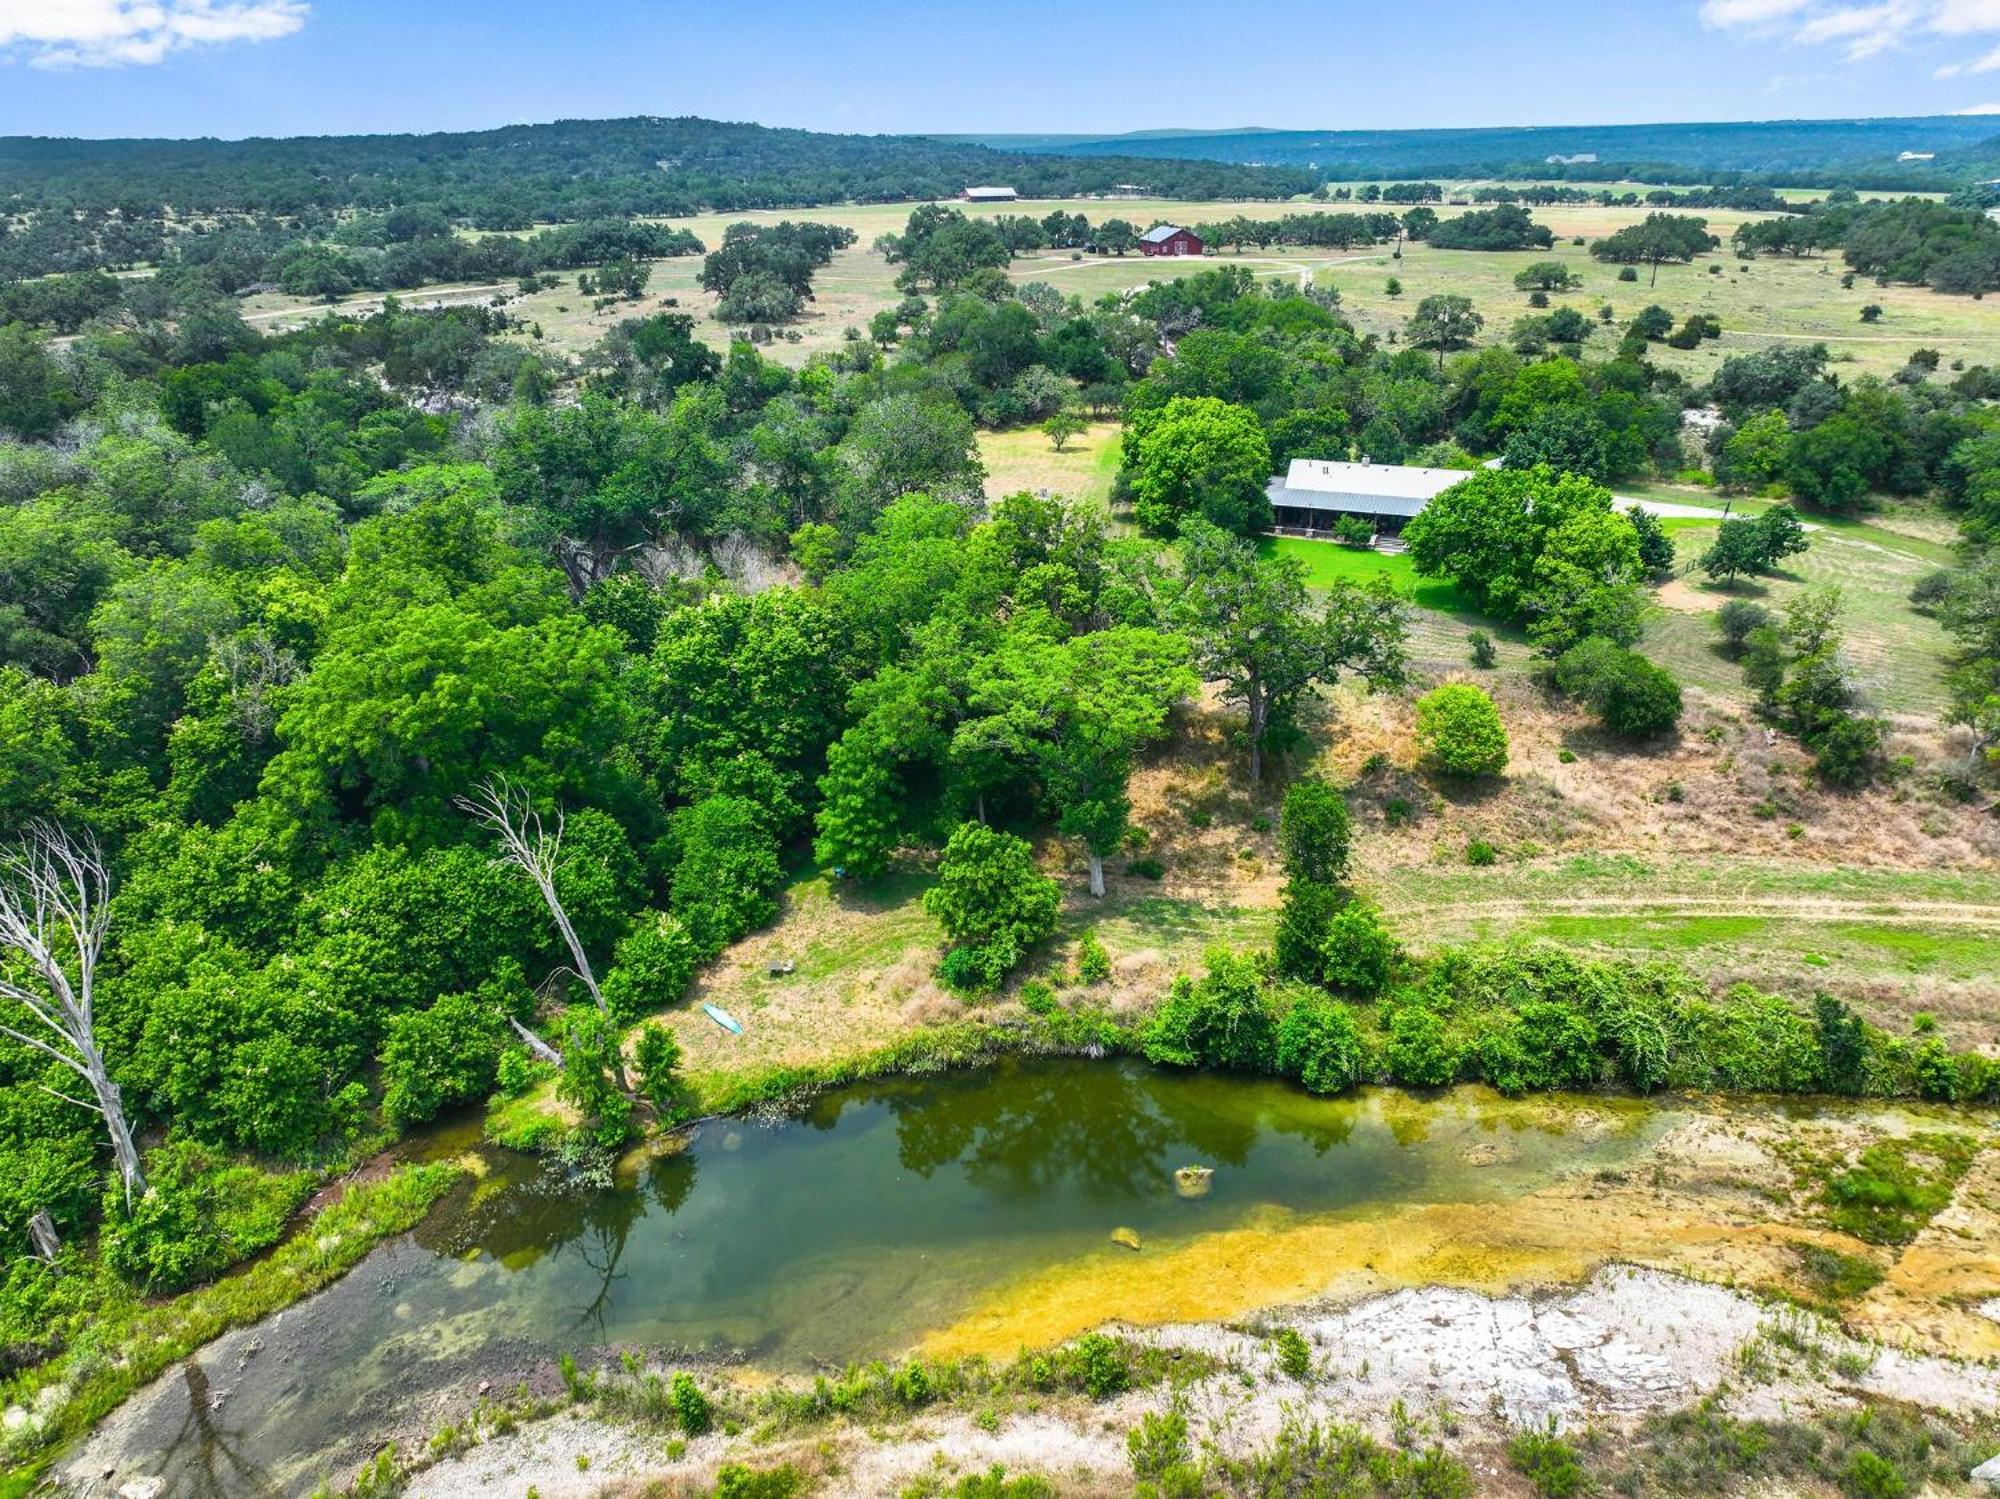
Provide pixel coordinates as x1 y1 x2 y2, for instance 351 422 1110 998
629 677 1998 1094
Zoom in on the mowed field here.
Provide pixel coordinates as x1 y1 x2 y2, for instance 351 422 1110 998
234 192 2000 382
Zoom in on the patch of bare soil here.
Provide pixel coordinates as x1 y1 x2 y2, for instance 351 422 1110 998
403 1261 2000 1499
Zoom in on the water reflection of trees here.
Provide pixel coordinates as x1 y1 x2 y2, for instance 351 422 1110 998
146 1359 280 1499
891 1061 1178 1197
889 1061 1368 1198
453 1149 698 1337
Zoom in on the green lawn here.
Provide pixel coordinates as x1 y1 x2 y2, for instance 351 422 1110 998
1259 536 1486 617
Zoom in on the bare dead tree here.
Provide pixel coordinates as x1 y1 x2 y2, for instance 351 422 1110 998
508 1015 563 1068
27 1209 60 1264
456 778 625 1090
0 822 146 1204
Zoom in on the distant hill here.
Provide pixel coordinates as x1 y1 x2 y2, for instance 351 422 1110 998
0 116 1315 220
949 116 2000 187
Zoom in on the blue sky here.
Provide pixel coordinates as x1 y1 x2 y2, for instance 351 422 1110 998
3 0 2000 140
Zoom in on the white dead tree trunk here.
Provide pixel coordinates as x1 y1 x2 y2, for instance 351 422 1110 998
456 778 625 1090
28 1209 61 1264
0 822 146 1205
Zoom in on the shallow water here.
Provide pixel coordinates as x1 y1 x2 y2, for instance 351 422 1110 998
70 1060 1682 1497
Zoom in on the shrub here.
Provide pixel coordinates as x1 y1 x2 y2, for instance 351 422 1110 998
1816 993 1868 1095
1554 637 1683 736
1508 1422 1586 1498
1124 856 1165 880
1415 684 1508 777
892 1362 936 1405
601 913 706 1020
98 1161 227 1294
1385 1002 1457 1087
925 822 1062 989
557 1005 636 1147
1075 928 1113 985
1128 1408 1193 1483
1319 902 1399 996
1715 598 1772 656
1907 570 1953 612
1070 1332 1130 1398
1466 629 1497 669
712 1464 801 1499
1391 1446 1477 1499
1278 777 1353 885
1273 879 1345 981
671 1371 713 1434
670 795 783 953
1142 948 1277 1073
633 1024 683 1113
1841 1450 1906 1499
1273 1327 1313 1379
906 1467 1057 1499
379 989 508 1126
1809 711 1886 790
495 1048 552 1097
1276 994 1365 1094
1464 837 1497 866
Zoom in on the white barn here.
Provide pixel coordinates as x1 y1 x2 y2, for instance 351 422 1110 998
1265 458 1471 541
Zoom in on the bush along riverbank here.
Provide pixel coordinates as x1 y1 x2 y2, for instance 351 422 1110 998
481 922 1998 1166
489 780 1999 1161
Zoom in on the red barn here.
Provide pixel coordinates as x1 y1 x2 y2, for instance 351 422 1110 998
1139 224 1204 257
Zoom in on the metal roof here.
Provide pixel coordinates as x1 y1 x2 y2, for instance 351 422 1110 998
1265 459 1477 519
1279 458 1471 501
1139 224 1193 243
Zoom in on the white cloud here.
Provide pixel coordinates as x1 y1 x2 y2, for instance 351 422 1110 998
1953 97 2000 106
1699 0 1815 25
1937 38 2000 69
1702 0 2000 70
0 0 308 68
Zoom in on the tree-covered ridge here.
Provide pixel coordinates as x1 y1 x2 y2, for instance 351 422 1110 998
0 115 1312 220
969 115 1998 189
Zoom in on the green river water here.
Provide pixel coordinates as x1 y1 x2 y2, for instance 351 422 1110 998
68 1058 1684 1496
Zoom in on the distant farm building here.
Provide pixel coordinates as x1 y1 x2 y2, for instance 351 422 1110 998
962 185 1019 203
1265 458 1470 544
1897 151 1936 162
1546 152 1598 165
1140 224 1204 257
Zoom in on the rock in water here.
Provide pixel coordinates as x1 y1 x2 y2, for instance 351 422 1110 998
1173 1165 1214 1199
1111 1226 1142 1251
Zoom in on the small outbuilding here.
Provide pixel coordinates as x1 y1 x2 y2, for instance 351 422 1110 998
962 185 1019 203
1139 224 1204 257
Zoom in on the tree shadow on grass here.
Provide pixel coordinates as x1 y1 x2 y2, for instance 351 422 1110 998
1556 723 1686 762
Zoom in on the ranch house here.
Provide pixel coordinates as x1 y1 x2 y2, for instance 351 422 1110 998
1264 457 1471 546
1140 224 1204 257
